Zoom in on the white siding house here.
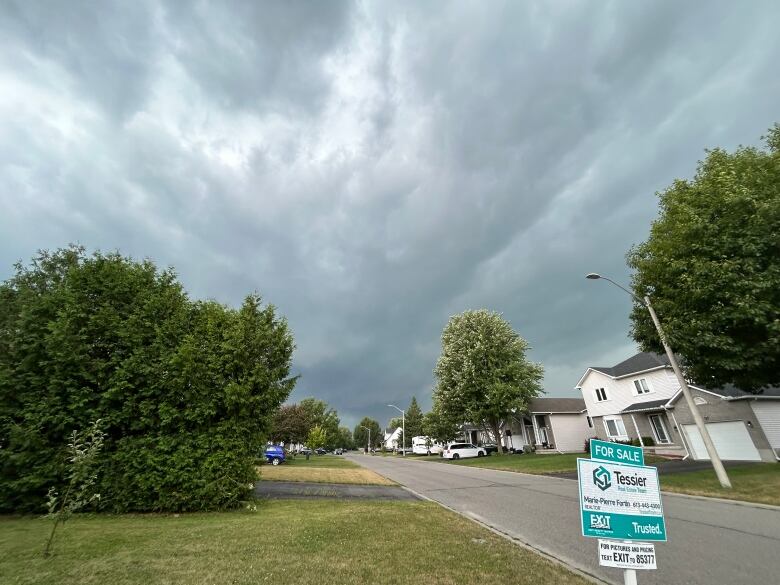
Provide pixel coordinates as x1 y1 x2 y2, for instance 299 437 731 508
576 352 780 462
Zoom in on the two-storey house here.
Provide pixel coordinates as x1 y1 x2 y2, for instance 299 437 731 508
577 352 780 462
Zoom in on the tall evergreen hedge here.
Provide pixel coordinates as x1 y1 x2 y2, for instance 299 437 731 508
0 247 296 512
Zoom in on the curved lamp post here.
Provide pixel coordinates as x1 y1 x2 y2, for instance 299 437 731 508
586 273 731 489
388 404 406 456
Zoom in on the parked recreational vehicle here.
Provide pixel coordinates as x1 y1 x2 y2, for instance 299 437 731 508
412 436 443 455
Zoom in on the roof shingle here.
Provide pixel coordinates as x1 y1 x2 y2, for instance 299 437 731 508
529 397 586 414
591 352 671 378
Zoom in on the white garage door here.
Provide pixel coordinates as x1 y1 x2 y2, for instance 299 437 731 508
751 402 780 453
682 421 761 461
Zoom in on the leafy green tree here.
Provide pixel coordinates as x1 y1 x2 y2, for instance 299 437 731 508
403 397 424 448
44 419 104 557
306 425 327 450
0 247 296 512
299 398 341 449
270 404 310 446
422 400 460 444
353 417 381 450
337 426 354 449
628 125 780 392
434 310 543 453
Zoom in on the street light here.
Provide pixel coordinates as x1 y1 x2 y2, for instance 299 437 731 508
359 425 372 455
586 273 732 488
388 404 406 456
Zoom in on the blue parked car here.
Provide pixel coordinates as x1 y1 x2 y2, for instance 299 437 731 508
265 445 286 465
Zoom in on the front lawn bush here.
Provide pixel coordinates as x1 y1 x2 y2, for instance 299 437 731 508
0 247 296 513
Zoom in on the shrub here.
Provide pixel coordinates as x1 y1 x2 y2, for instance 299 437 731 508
0 247 295 513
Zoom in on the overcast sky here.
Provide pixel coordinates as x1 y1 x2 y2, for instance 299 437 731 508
2 1 779 428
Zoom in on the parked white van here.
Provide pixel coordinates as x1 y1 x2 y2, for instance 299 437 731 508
441 443 486 460
412 436 443 455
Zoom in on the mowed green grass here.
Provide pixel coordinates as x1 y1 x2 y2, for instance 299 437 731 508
438 453 584 474
438 453 667 474
0 501 588 585
660 463 780 506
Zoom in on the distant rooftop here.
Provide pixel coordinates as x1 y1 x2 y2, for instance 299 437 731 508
529 397 586 414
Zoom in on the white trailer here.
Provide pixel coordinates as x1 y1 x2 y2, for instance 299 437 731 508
412 436 443 455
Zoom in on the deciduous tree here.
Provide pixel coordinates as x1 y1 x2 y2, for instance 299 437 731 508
433 310 542 454
422 402 460 445
628 125 780 392
353 417 381 451
270 404 309 446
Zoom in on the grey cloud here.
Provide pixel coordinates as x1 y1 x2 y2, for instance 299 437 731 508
1 1 779 428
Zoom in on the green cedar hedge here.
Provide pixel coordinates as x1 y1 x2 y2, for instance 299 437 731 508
0 247 296 512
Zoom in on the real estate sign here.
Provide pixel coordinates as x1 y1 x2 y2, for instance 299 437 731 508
577 445 666 541
589 439 644 467
598 540 657 570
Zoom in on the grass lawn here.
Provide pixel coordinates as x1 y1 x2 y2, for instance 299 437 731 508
436 453 667 474
0 501 589 585
660 463 780 506
258 465 394 485
258 454 393 485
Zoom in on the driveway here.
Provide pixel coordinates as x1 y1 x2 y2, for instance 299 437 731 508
348 454 780 585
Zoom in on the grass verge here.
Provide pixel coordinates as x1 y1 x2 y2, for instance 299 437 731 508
660 463 780 506
258 466 394 485
283 454 359 468
0 501 589 585
436 452 667 474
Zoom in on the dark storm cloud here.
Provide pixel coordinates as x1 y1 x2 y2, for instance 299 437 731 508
2 1 779 428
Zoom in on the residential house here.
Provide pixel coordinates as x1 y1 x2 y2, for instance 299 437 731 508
577 352 780 462
383 427 402 450
501 397 592 453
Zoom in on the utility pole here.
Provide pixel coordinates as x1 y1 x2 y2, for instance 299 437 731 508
586 273 731 488
388 404 406 456
360 425 372 455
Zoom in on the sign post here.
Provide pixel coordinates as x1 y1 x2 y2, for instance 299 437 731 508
579 440 666 583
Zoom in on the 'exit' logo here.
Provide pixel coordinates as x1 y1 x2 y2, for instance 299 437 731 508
593 465 611 491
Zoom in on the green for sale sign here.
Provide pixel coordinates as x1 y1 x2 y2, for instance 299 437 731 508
577 458 667 541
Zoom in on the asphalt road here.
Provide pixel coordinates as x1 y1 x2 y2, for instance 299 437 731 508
348 454 780 585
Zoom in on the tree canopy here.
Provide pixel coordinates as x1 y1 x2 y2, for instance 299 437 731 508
270 404 310 445
628 124 780 392
0 247 296 512
298 398 341 449
433 310 543 451
353 417 381 450
403 397 424 448
422 401 460 444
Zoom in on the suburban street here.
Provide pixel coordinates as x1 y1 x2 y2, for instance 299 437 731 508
350 454 780 585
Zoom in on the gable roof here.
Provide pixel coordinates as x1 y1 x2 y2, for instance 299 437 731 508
576 352 671 387
529 397 586 414
592 352 671 377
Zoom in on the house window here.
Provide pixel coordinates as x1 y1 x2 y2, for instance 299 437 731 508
633 378 652 395
586 416 593 428
693 396 707 406
594 388 608 402
603 416 627 440
648 414 671 444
